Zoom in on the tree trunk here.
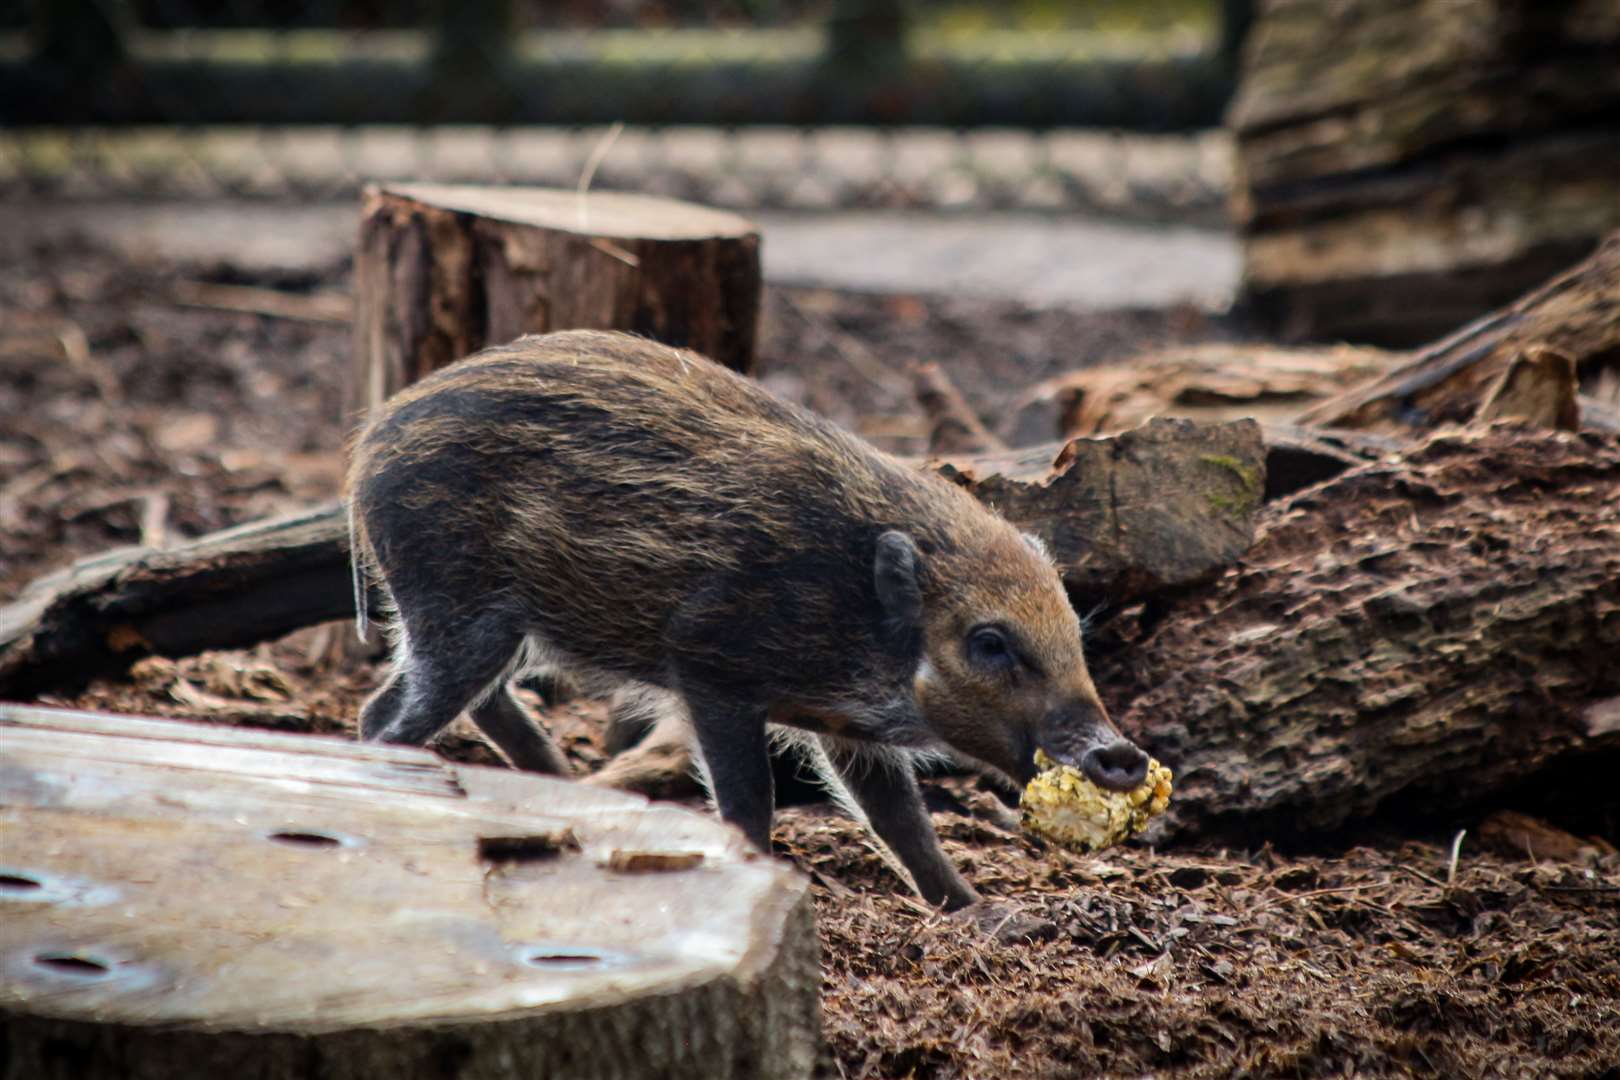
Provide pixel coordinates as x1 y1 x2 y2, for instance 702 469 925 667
352 184 762 413
0 704 820 1080
1096 427 1620 841
1230 0 1620 344
0 421 1265 697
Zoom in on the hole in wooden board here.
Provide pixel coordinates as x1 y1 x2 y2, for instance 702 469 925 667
604 850 704 874
267 830 346 849
478 830 581 864
508 941 638 973
33 951 112 979
0 868 119 908
0 873 43 893
521 949 608 971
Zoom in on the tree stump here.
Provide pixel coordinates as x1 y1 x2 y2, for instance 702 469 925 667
0 705 820 1080
352 184 762 413
1230 0 1620 344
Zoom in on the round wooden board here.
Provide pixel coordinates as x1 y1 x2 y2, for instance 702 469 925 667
0 705 819 1080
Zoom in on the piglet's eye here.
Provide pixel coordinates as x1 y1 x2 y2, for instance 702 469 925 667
966 626 1015 669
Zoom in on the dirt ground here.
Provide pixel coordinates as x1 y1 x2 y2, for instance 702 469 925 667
3 235 1618 1078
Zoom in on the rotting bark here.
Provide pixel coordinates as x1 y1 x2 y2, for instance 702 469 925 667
1003 343 1390 442
1010 233 1620 444
992 341 1397 498
998 234 1620 493
1253 423 1398 501
1096 427 1620 841
1471 346 1580 430
353 183 762 414
0 421 1265 698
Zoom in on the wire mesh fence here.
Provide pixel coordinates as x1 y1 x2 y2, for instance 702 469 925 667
0 124 1230 218
1 0 1242 215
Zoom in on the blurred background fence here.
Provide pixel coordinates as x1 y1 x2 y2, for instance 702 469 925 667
0 0 1248 217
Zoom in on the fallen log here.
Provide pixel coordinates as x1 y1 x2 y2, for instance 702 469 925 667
1297 231 1620 434
0 504 354 699
353 183 763 413
1096 426 1620 840
994 345 1398 501
0 420 1265 697
1000 235 1620 484
1004 342 1390 440
0 704 819 1080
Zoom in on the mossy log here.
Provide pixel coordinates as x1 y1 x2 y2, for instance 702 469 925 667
0 704 820 1080
929 418 1264 609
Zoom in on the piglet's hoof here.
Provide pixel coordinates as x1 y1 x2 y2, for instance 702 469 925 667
955 900 1058 945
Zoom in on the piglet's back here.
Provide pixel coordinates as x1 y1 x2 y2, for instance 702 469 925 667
347 331 972 667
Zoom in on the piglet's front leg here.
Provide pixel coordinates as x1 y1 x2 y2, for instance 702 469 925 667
818 740 979 911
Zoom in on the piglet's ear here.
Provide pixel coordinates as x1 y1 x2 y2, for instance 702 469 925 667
874 530 923 628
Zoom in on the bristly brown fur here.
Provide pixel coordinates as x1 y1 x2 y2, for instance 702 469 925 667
347 329 1143 910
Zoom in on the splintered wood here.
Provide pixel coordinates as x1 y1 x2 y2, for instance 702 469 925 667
0 706 819 1080
1297 233 1620 435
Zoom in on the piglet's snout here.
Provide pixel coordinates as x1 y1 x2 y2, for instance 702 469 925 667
1080 740 1150 792
1037 699 1150 791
